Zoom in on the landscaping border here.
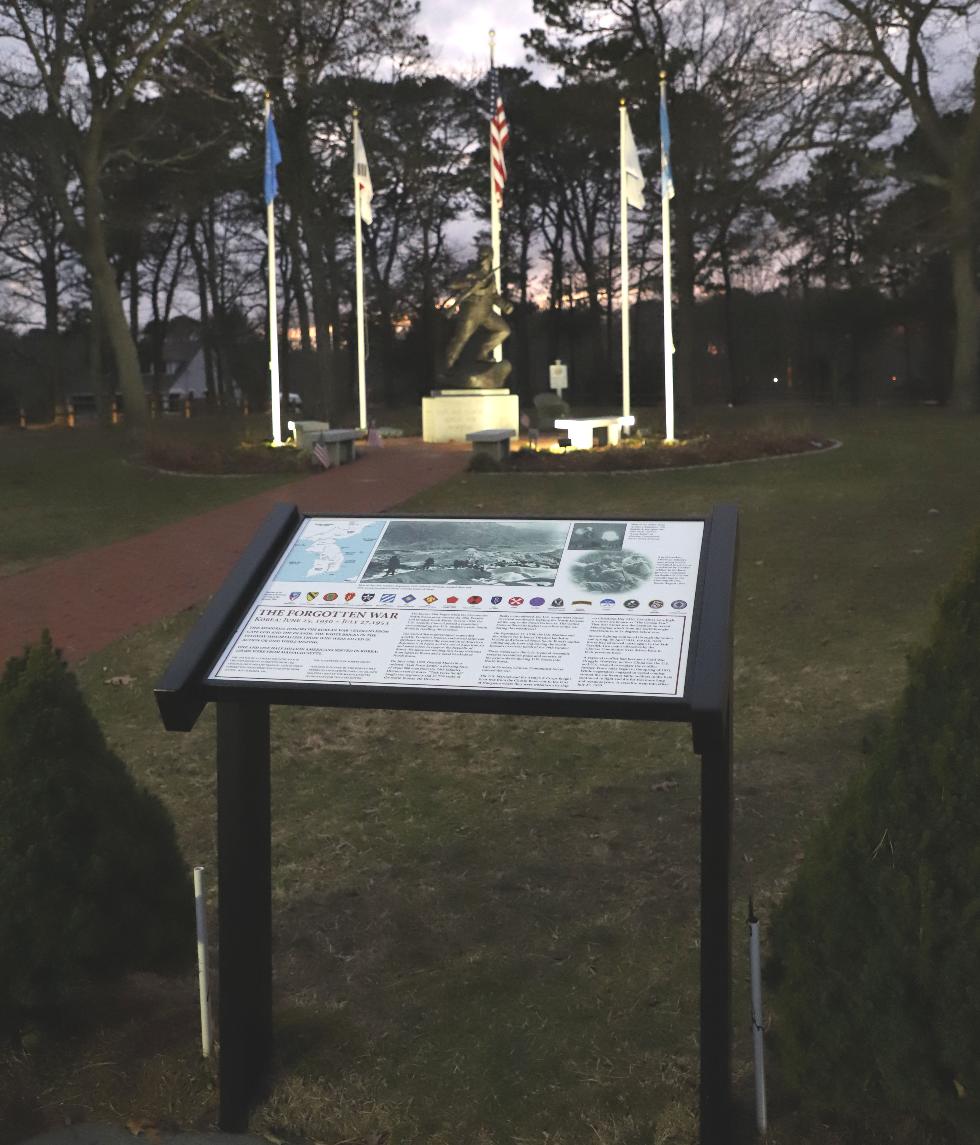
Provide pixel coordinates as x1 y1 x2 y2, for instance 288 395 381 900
482 437 843 477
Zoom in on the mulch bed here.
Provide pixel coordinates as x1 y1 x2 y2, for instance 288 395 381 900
141 437 314 475
478 430 837 472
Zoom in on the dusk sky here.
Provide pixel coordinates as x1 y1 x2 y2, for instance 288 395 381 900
415 0 542 76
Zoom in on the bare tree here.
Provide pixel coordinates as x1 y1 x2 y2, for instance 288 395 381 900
527 0 887 415
800 0 980 411
235 0 426 417
0 107 80 341
0 0 214 426
355 75 474 402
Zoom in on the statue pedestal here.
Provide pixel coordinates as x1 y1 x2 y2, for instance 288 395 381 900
422 388 520 443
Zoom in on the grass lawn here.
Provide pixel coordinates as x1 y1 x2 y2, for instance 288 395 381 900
3 405 979 1145
0 419 306 577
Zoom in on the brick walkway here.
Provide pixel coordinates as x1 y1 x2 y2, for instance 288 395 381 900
0 439 469 664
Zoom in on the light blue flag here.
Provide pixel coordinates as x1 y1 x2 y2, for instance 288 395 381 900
660 96 675 200
264 108 282 205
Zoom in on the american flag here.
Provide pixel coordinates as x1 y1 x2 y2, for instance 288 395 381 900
490 65 509 206
313 442 331 469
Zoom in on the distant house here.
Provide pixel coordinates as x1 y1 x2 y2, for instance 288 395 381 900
160 338 241 410
145 321 300 412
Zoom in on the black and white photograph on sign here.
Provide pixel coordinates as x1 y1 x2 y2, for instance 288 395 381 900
361 519 567 586
567 522 626 551
569 549 654 593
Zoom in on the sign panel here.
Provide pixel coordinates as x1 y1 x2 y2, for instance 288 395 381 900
549 362 568 392
209 517 704 698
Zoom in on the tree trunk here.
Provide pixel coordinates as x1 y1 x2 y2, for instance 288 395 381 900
285 210 312 353
40 240 63 416
80 159 145 429
202 207 223 407
418 225 441 389
279 228 293 403
298 209 338 419
148 224 181 405
546 209 566 373
947 188 980 413
288 241 314 414
129 262 140 344
672 203 696 424
88 291 110 427
377 290 398 408
517 224 532 403
720 241 740 405
188 222 216 405
41 243 59 337
150 276 166 405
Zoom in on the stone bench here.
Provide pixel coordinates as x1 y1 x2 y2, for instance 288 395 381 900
466 428 515 462
552 415 636 450
288 419 331 451
310 428 359 467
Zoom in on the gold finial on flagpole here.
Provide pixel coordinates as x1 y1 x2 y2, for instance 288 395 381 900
620 97 626 107
659 70 667 81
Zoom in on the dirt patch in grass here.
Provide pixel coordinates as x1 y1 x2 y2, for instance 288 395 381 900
478 430 837 473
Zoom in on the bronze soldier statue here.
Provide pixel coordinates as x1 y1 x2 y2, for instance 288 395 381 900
441 245 514 390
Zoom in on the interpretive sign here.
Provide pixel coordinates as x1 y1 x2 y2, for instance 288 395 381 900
155 503 737 1145
209 516 704 698
549 360 568 394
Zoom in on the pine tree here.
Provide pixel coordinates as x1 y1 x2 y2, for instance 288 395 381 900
769 535 980 1136
0 633 193 1032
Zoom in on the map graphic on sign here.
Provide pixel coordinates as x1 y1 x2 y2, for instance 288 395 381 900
274 519 384 583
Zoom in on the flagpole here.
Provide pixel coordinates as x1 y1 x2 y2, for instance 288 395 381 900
660 72 676 443
353 108 368 430
265 94 283 446
619 99 631 424
489 29 503 364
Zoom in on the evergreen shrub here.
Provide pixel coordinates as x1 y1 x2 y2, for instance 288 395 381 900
0 634 194 1032
532 391 570 428
768 534 980 1136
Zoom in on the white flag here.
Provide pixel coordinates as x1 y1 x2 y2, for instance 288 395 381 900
622 110 646 210
353 118 374 225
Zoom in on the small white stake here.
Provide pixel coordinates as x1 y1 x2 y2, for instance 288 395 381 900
748 897 768 1136
194 866 213 1058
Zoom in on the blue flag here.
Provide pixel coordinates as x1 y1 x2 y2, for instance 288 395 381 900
660 96 675 200
264 108 282 205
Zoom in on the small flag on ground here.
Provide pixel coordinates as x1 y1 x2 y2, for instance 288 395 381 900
660 93 675 200
264 106 282 205
622 108 646 210
353 118 374 225
490 63 509 206
313 442 331 469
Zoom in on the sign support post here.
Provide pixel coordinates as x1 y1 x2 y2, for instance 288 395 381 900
694 705 733 1140
216 700 273 1132
689 501 737 1142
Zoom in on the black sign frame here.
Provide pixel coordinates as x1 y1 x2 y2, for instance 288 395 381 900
155 502 738 1145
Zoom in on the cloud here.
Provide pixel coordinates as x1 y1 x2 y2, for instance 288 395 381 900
417 0 540 75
